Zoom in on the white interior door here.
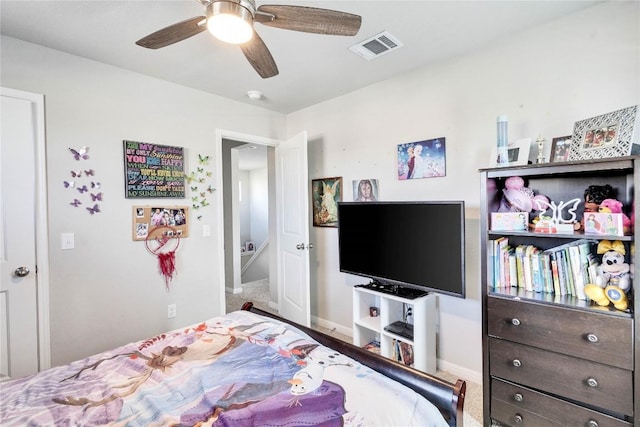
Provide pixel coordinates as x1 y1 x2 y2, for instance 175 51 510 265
275 132 310 326
0 90 44 378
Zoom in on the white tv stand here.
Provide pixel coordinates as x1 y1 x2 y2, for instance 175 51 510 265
352 284 436 374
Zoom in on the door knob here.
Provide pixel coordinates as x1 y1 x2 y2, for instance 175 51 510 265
296 243 305 250
14 266 30 277
306 243 314 249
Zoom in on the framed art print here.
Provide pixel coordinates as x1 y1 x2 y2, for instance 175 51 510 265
311 177 342 227
352 179 379 201
397 137 446 180
567 105 639 160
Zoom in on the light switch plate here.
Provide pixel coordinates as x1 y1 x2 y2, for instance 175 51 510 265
61 233 74 250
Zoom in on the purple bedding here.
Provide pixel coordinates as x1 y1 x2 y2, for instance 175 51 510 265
0 310 448 426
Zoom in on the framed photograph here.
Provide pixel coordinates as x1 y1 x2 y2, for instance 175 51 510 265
490 138 531 167
352 179 379 201
550 136 572 163
567 105 639 160
312 177 342 227
245 241 255 252
397 137 446 180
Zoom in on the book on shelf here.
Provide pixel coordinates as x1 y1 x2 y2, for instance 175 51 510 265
392 339 414 366
491 237 598 300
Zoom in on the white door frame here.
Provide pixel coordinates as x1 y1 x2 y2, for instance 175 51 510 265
1 87 51 371
214 129 279 315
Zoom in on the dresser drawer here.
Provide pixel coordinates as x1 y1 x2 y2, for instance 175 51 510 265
492 378 632 427
487 296 633 369
490 338 633 416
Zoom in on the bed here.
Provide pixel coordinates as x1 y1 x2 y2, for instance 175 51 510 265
0 302 466 426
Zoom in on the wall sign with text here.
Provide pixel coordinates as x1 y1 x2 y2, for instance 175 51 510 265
123 140 185 198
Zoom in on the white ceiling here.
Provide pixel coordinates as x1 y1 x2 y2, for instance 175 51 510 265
1 1 601 114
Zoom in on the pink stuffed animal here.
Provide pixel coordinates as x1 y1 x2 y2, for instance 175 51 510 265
599 198 632 234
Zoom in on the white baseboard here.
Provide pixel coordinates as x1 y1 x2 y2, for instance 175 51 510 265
311 315 353 338
225 286 243 294
437 359 482 385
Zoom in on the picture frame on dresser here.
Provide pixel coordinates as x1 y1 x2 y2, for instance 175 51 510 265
550 135 572 163
567 105 639 161
490 138 531 167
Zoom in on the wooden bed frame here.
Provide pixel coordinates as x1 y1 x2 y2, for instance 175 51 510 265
242 302 466 427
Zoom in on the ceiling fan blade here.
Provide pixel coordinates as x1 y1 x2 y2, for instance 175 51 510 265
136 16 206 49
256 5 361 36
240 31 279 79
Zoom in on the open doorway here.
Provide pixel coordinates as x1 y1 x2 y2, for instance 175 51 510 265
222 138 277 315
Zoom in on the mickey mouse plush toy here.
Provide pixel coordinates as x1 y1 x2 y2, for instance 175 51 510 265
584 240 631 311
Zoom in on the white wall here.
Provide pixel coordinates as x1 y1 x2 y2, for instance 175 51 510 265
1 36 286 366
287 1 640 378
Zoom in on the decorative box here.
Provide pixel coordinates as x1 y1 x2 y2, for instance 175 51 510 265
584 212 625 236
491 212 529 231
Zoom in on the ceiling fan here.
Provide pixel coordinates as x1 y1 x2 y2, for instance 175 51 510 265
136 0 362 79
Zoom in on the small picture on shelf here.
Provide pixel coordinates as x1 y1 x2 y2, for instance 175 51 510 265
392 339 414 366
369 306 379 317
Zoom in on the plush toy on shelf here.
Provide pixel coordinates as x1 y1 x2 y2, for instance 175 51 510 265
584 240 632 311
497 176 549 214
599 198 632 235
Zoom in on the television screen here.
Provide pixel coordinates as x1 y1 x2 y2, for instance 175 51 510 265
338 201 465 298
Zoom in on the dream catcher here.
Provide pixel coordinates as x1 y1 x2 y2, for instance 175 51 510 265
145 225 181 290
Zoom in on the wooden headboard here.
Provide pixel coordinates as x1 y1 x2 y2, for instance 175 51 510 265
241 302 466 427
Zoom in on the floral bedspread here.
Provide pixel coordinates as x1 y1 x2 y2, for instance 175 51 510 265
0 310 447 426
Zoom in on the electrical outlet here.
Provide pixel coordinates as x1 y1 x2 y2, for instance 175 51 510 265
167 304 177 318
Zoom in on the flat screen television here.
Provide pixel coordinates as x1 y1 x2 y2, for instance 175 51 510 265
337 201 465 298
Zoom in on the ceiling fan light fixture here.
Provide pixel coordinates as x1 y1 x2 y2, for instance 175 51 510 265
206 1 255 45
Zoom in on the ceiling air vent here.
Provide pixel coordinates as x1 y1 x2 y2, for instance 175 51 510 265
349 31 403 61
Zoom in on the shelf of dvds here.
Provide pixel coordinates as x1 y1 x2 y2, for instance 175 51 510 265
480 157 638 427
352 285 436 374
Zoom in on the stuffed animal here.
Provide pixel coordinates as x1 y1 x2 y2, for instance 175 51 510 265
599 198 632 234
584 240 631 311
498 176 549 214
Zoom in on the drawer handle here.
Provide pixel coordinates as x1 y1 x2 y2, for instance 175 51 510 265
514 392 523 402
512 359 522 368
586 333 599 343
586 378 598 387
514 414 523 424
511 318 521 326
588 420 599 427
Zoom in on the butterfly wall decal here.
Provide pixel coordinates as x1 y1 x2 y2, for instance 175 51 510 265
70 199 82 207
69 146 89 161
198 154 210 165
90 192 103 202
91 182 101 189
86 204 100 215
71 170 82 178
206 185 215 193
77 185 88 194
64 181 75 188
84 169 94 176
